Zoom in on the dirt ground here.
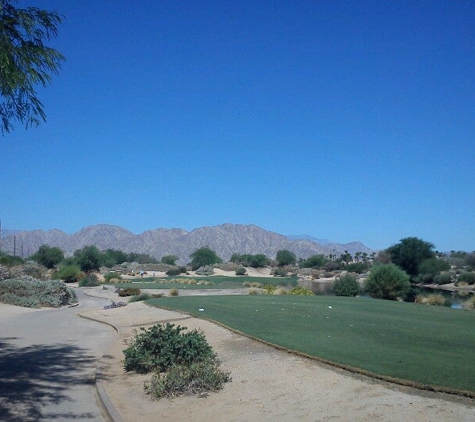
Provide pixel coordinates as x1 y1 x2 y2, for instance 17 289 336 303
78 287 475 422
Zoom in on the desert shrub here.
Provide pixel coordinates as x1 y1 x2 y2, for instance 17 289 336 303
104 272 122 282
169 288 179 296
145 359 231 399
273 286 288 295
417 273 435 284
418 294 447 307
235 266 247 276
364 264 411 301
195 265 214 276
345 262 371 274
463 295 475 310
0 265 10 281
263 284 276 294
118 287 141 297
129 293 152 302
288 286 314 296
333 273 360 297
0 278 77 308
0 255 24 266
434 272 454 285
457 272 475 285
54 265 82 283
248 287 264 295
78 273 100 287
273 267 289 277
166 267 187 276
123 323 215 374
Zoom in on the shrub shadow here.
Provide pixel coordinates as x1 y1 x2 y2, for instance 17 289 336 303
0 338 105 421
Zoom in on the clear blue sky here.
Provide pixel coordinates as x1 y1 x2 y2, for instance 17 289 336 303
2 0 474 252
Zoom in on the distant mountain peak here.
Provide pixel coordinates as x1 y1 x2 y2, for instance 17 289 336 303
1 223 375 263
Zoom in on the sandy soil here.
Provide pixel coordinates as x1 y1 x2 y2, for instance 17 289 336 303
77 287 475 422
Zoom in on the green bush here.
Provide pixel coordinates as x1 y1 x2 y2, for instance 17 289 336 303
104 272 122 282
364 264 411 301
434 272 453 285
129 293 152 302
166 267 187 276
345 262 371 274
190 247 222 271
0 278 77 308
333 273 360 297
276 249 296 266
161 255 179 265
235 266 247 276
263 284 276 294
169 288 179 296
78 273 100 287
32 245 64 269
54 265 82 283
288 286 314 296
458 272 475 285
273 267 289 277
145 359 231 399
118 287 141 297
123 323 215 374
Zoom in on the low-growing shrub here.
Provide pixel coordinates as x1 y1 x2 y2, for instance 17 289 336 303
78 274 100 287
129 293 152 302
248 287 264 295
0 278 77 308
145 359 231 399
123 323 215 374
273 286 288 295
169 288 179 296
434 272 454 285
166 267 187 276
457 272 475 285
263 284 276 294
195 265 214 276
118 287 141 297
333 273 360 297
273 268 289 277
463 295 475 310
104 272 122 282
288 286 314 296
235 266 247 276
417 294 447 307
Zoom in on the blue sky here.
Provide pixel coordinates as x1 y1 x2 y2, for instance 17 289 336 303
2 0 474 251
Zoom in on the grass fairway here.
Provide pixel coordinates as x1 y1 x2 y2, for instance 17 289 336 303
148 295 475 394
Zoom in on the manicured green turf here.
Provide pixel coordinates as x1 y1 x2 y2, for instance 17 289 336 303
147 295 475 394
115 275 298 290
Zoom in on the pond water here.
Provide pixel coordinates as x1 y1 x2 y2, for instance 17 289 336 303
412 287 473 309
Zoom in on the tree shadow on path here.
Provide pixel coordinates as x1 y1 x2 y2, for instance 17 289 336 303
0 337 105 421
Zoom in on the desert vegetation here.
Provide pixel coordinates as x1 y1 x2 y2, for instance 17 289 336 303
123 323 231 399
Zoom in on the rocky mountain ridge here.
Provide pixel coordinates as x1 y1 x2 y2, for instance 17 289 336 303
1 223 375 264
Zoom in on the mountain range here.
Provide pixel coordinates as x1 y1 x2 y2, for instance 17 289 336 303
0 223 375 264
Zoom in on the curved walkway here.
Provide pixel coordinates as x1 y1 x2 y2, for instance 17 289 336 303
80 287 475 422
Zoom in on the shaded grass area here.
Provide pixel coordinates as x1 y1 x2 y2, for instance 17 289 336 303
148 295 475 394
115 275 298 290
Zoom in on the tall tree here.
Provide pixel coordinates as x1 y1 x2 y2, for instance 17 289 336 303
0 0 65 133
386 237 435 278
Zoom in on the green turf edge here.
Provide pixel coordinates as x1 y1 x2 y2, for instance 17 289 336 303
147 301 475 400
